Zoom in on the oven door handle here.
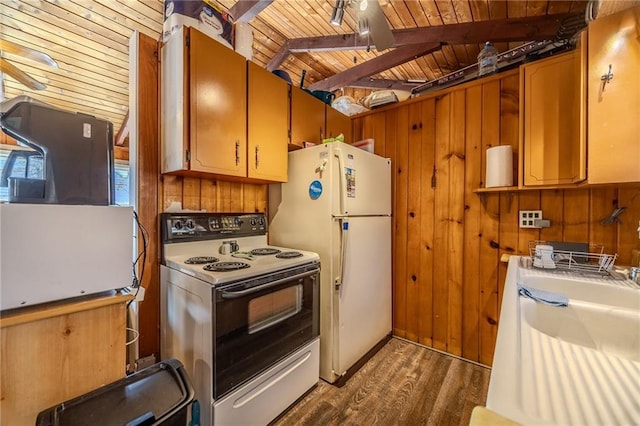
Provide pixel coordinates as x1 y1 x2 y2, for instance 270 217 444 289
220 269 319 299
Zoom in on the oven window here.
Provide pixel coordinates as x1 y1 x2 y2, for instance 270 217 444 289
248 285 302 334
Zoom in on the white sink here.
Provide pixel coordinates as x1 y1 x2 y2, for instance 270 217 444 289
487 257 640 425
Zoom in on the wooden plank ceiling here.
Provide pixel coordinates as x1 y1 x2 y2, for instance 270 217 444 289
0 0 631 140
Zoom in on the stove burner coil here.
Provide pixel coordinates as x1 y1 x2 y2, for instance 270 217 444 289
250 248 281 256
185 256 219 264
275 251 303 259
203 262 250 271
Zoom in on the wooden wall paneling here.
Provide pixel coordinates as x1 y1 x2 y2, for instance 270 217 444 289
478 80 501 365
182 177 202 210
588 187 618 255
405 102 425 342
392 106 409 338
516 191 541 254
462 85 483 362
447 90 466 357
352 116 363 142
562 189 590 242
370 112 388 157
539 190 564 242
432 93 451 352
418 99 436 347
200 179 219 212
134 32 160 359
161 175 183 211
616 185 640 265
497 74 520 316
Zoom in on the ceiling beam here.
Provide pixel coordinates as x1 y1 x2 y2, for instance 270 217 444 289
307 42 441 92
346 78 422 91
267 12 579 70
229 0 274 23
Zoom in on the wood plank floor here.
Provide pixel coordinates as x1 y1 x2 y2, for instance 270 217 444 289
273 338 491 426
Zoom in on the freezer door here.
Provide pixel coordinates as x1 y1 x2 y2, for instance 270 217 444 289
330 142 391 217
332 216 392 376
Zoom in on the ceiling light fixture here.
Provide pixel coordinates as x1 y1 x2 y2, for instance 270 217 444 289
360 0 368 11
330 0 345 26
358 17 370 35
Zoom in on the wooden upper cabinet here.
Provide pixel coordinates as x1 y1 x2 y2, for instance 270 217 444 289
326 106 352 142
161 27 247 176
290 86 326 147
190 28 246 176
247 61 288 182
520 49 586 186
587 5 640 184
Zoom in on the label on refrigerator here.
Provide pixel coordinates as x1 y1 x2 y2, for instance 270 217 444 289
309 180 323 199
346 168 355 198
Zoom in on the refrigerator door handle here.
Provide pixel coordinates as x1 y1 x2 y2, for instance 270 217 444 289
335 218 348 289
334 148 348 215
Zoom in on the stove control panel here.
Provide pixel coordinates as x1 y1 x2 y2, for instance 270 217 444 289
161 212 268 243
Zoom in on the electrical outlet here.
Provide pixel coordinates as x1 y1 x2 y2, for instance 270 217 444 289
519 210 543 228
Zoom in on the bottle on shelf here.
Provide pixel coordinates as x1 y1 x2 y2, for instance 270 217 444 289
477 41 499 77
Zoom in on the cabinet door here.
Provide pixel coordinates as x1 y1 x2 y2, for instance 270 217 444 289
190 29 247 176
290 86 325 147
326 106 352 142
521 50 585 186
588 5 640 184
247 62 289 182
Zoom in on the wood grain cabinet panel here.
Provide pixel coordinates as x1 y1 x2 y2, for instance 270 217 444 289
247 61 288 182
520 49 586 186
0 294 130 426
189 29 247 176
587 5 640 184
161 27 246 177
326 106 352 142
290 86 326 147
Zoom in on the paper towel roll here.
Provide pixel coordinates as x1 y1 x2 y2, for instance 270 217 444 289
485 145 513 188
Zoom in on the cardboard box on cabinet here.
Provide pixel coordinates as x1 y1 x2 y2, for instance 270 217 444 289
163 0 234 48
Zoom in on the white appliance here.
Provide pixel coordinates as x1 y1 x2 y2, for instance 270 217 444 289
269 141 392 383
160 212 320 426
0 203 133 310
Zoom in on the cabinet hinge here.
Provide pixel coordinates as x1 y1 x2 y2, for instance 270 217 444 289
185 34 190 48
186 150 191 162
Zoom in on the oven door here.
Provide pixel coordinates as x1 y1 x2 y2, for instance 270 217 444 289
213 262 319 399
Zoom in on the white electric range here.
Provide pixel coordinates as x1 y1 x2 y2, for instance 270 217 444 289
160 212 320 426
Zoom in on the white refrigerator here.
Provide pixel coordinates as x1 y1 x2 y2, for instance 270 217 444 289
269 141 392 383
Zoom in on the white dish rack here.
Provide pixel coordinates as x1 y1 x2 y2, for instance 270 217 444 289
528 241 618 275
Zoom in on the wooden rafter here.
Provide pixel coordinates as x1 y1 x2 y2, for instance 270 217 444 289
229 0 274 23
267 12 579 71
114 109 129 146
307 42 441 92
346 78 422 91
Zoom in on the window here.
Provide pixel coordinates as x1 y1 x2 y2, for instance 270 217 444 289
0 145 130 205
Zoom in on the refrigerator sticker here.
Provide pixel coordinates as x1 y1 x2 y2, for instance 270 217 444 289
347 153 354 168
309 180 323 200
346 168 355 198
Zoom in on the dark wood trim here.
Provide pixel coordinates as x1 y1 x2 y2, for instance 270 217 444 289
307 42 441 91
229 0 274 23
134 31 160 360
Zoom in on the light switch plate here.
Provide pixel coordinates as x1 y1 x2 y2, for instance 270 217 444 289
519 210 543 228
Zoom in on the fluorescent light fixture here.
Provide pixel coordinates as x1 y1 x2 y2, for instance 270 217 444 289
330 0 345 26
358 17 370 35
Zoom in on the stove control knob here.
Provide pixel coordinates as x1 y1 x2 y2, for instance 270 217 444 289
250 218 256 226
258 217 265 226
173 220 183 231
185 219 195 230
